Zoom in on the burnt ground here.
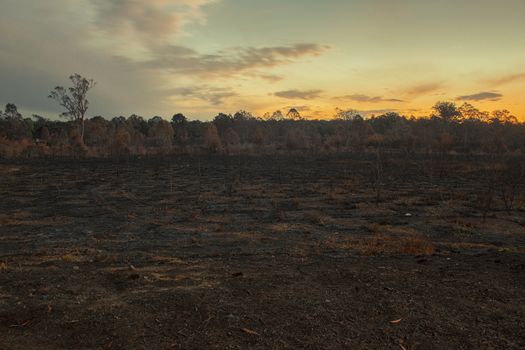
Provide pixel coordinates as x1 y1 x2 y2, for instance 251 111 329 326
0 155 524 349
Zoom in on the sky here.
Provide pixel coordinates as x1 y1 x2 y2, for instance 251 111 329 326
1 0 525 120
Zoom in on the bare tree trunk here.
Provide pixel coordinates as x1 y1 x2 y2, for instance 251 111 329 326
482 174 495 223
482 155 497 223
79 117 85 143
374 146 383 206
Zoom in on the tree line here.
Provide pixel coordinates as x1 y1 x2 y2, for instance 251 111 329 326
0 74 524 158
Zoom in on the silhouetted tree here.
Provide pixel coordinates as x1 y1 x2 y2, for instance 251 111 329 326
223 127 240 154
202 124 221 153
171 113 187 125
270 110 285 121
334 108 362 121
48 74 95 142
3 103 22 119
212 112 232 134
148 119 174 151
127 114 149 135
433 101 461 122
287 108 302 120
0 104 33 140
233 110 254 121
458 103 488 122
490 110 518 124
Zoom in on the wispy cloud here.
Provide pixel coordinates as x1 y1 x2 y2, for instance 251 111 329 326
488 73 525 86
335 94 404 103
406 82 443 96
141 44 330 79
259 74 284 82
169 85 237 105
456 91 502 101
274 89 323 100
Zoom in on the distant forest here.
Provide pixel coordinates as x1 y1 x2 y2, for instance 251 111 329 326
1 100 525 159
0 75 523 158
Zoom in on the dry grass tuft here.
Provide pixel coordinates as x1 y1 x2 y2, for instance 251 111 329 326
303 210 330 225
325 231 436 256
364 234 435 256
61 252 88 263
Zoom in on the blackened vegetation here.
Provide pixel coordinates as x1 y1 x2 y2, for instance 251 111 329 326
0 156 524 349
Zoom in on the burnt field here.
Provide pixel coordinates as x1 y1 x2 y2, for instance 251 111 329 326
0 154 524 349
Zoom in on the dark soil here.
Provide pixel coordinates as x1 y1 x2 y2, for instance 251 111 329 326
0 155 524 349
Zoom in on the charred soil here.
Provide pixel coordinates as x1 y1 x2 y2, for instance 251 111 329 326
0 155 524 349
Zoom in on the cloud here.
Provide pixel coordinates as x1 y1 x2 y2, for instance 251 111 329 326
88 2 330 81
488 73 525 86
336 94 404 103
90 0 217 45
0 0 222 118
406 82 443 96
259 74 284 82
169 86 237 105
456 92 503 101
274 89 323 100
0 2 330 118
141 43 329 78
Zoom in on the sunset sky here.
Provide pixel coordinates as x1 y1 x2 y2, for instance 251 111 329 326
1 0 524 120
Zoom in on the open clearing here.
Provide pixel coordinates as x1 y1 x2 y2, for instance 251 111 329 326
0 155 524 349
